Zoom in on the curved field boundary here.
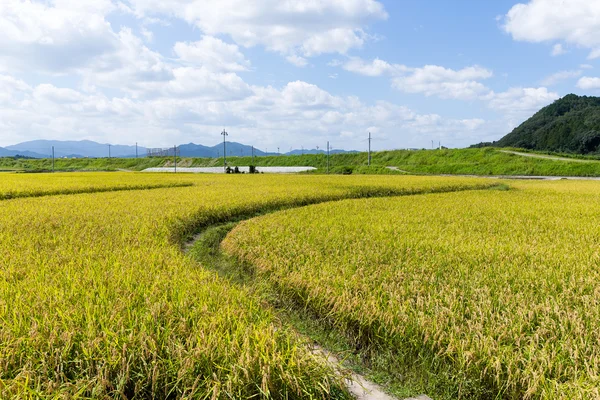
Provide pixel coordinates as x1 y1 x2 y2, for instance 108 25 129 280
174 181 505 247
184 184 506 399
187 221 432 400
0 176 502 399
0 181 194 201
222 181 600 399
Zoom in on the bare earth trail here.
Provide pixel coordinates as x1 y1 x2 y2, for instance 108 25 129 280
185 223 419 400
182 190 459 399
315 345 431 400
386 166 411 173
499 149 600 163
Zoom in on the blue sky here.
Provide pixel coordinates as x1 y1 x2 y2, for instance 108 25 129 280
1 0 599 152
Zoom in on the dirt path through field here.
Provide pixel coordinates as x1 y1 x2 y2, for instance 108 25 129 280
499 150 600 163
313 345 431 400
386 166 411 173
183 184 505 399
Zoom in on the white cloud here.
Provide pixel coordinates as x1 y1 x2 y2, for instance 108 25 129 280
503 0 600 59
588 49 600 60
0 74 31 105
551 43 566 56
0 68 494 149
486 87 559 127
0 0 567 150
301 28 365 56
280 81 343 109
79 27 173 93
141 27 154 42
581 64 594 69
33 84 84 104
174 36 250 72
0 0 119 72
392 65 493 100
335 57 493 100
340 57 407 76
576 76 600 90
286 54 308 67
540 69 582 86
161 67 252 99
125 0 387 63
334 55 557 131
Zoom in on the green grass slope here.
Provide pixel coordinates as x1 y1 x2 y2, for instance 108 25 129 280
4 147 600 176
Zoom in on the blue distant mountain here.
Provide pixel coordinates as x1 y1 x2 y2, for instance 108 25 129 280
178 142 276 157
5 140 144 158
0 146 47 158
2 139 357 158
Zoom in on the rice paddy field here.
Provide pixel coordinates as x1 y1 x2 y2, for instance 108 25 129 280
0 172 498 399
0 172 195 200
224 180 600 399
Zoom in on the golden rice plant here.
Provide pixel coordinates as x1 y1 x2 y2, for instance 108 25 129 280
0 173 492 398
224 180 600 399
0 172 196 199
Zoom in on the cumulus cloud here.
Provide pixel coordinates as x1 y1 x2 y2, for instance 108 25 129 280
485 87 559 127
334 57 493 100
125 0 387 64
0 0 119 72
392 65 493 100
551 43 567 56
174 36 250 72
0 74 31 105
0 0 562 150
540 70 582 86
503 0 600 59
333 56 555 127
286 54 309 67
340 57 408 76
73 27 174 95
0 66 493 150
577 76 600 90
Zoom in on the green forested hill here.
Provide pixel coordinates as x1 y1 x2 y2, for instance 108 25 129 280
492 94 600 154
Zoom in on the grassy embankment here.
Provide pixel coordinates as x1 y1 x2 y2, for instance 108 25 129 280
4 147 600 176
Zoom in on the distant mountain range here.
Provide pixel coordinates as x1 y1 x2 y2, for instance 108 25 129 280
0 139 355 159
2 140 144 158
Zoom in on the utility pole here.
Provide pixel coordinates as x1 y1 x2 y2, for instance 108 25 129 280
221 129 228 172
174 145 177 173
135 142 138 158
368 132 371 166
277 147 280 155
431 140 434 150
52 146 55 173
251 146 254 163
327 141 330 174
439 141 441 150
108 144 111 158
